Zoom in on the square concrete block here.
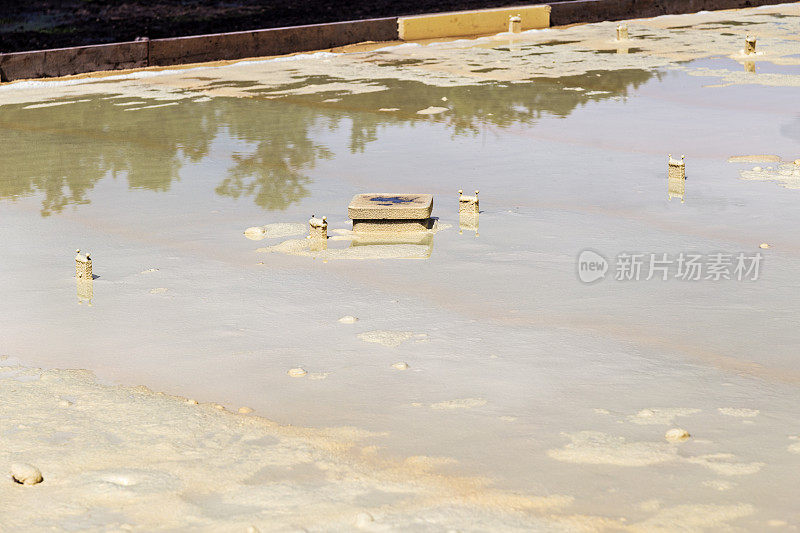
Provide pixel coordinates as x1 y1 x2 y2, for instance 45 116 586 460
348 194 433 220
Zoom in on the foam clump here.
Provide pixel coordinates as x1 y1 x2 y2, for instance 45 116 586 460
244 227 267 240
665 428 691 442
628 408 700 425
718 407 760 417
358 330 414 348
687 453 764 476
547 431 677 466
416 106 448 115
355 512 374 528
727 154 780 163
739 161 800 189
244 223 306 241
287 367 307 378
430 398 487 410
788 437 800 455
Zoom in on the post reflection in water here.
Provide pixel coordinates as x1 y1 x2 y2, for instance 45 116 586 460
667 154 686 203
668 176 685 203
76 277 93 305
459 213 480 236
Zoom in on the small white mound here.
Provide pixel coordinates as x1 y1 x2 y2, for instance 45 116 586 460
11 463 43 485
244 227 267 240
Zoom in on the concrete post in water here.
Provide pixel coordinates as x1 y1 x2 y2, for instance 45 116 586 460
667 155 686 203
459 190 479 216
308 215 328 251
509 15 522 34
308 215 327 241
75 249 92 280
745 35 756 55
616 23 629 41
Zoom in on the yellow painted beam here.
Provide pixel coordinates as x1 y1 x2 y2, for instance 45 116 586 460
398 5 551 41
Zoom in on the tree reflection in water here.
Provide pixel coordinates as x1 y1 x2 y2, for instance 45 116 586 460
0 68 655 216
215 100 332 211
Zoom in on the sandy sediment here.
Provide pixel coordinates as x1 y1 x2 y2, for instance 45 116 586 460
0 362 585 531
2 360 772 531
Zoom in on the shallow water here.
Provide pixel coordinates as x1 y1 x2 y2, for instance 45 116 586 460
2 5 800 528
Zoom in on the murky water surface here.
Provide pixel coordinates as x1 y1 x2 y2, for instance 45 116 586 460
2 4 800 527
